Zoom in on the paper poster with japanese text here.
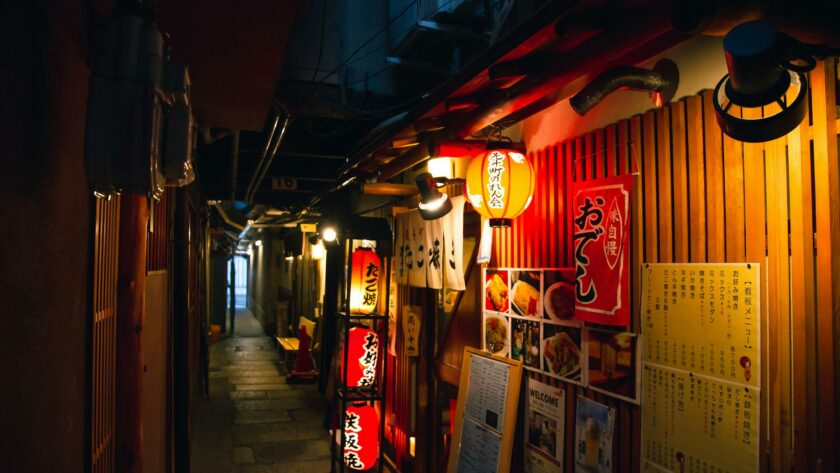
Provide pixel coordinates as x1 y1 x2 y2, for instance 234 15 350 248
641 263 762 472
572 174 632 326
525 379 565 473
641 364 760 473
641 263 761 388
574 396 615 473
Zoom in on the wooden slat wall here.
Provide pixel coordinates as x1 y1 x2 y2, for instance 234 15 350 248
147 190 170 272
492 59 840 472
91 195 121 473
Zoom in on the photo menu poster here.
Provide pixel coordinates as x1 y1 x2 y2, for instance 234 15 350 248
483 268 585 385
525 379 565 473
641 263 762 473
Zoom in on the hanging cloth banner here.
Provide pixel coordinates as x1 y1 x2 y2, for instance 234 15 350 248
442 195 466 291
395 215 409 285
425 216 444 289
407 210 427 287
571 173 632 326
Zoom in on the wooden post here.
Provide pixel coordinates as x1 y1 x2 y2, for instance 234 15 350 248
115 194 149 473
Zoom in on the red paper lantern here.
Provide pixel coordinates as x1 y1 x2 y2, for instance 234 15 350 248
342 327 379 387
350 248 381 314
343 402 380 470
465 147 535 227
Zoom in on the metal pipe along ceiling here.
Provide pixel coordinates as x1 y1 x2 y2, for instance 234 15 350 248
245 113 292 203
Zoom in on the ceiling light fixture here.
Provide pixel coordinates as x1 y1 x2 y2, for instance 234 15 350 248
713 20 840 142
415 172 452 220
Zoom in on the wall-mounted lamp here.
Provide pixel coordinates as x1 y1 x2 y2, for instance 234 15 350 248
427 157 454 180
311 241 326 260
713 20 840 142
415 172 452 220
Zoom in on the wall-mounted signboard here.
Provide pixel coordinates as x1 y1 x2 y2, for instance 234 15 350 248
641 263 761 473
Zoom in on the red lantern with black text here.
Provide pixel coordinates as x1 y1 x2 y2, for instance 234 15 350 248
349 248 380 314
341 327 379 387
465 146 535 227
343 402 380 470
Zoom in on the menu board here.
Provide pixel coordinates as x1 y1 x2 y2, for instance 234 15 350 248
641 263 761 473
641 364 760 472
642 263 760 387
449 347 523 473
483 268 584 385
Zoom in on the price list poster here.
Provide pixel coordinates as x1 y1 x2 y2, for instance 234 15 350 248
640 263 761 473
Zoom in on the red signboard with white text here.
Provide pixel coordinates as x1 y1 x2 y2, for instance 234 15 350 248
572 174 632 326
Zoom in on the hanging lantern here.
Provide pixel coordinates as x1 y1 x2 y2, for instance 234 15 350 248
350 248 380 314
341 326 379 387
342 402 380 470
465 145 535 227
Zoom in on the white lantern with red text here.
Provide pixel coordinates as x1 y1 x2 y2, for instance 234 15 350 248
465 145 535 227
341 326 379 388
349 248 380 314
343 402 380 470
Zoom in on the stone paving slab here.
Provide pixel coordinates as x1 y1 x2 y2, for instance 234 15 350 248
234 410 292 425
233 423 328 444
229 391 268 400
234 399 309 411
231 460 332 473
252 439 331 463
235 383 291 391
232 447 255 464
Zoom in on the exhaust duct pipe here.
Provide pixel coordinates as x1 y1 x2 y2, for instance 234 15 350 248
569 59 679 115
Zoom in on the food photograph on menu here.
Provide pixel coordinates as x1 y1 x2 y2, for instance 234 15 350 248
542 324 583 383
511 318 541 369
542 269 576 321
510 270 543 317
585 330 639 402
485 269 510 314
483 312 510 357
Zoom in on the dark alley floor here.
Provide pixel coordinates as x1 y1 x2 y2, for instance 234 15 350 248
191 309 332 472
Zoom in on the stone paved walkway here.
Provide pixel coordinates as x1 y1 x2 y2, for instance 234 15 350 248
192 310 332 473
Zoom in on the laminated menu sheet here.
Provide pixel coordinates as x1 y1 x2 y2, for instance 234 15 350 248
641 263 761 473
449 347 522 473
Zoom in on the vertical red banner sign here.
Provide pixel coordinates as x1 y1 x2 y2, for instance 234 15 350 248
572 174 632 326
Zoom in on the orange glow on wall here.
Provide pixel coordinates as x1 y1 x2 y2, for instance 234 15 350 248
465 147 536 227
349 248 380 314
343 402 380 470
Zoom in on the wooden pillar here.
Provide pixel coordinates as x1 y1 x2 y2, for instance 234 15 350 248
115 194 149 473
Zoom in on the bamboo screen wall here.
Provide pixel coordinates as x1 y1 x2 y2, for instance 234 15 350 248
492 59 839 472
90 195 121 473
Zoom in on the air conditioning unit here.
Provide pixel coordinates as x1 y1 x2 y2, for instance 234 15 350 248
85 12 196 198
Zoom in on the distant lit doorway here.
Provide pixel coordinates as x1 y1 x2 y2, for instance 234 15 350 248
227 255 249 309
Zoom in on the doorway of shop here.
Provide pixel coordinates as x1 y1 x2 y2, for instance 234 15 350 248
227 254 248 309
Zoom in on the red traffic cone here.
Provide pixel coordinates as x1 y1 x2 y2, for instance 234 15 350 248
287 324 318 383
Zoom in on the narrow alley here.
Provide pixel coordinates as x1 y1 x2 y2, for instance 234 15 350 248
192 310 331 473
6 1 840 473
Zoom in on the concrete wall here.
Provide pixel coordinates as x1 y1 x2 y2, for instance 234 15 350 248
0 1 92 470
